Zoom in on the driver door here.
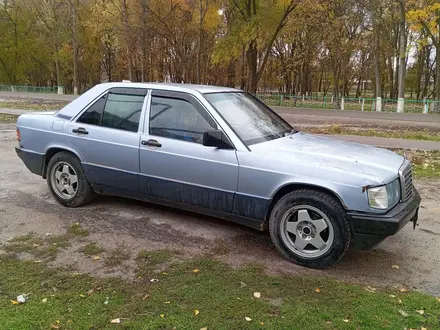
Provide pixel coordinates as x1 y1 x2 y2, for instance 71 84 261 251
139 90 239 214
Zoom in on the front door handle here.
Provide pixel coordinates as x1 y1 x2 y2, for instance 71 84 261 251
72 127 89 135
142 139 162 148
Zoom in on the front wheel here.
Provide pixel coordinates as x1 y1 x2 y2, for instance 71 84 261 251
269 189 351 269
47 151 95 207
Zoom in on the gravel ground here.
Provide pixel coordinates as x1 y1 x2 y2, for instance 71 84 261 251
1 125 439 295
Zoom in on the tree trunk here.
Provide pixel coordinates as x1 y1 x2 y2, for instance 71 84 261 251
70 0 79 95
396 0 406 112
373 6 382 111
246 40 258 93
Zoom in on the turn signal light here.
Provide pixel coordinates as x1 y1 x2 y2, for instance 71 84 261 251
16 129 20 141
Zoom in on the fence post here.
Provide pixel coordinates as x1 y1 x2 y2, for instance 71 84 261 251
302 94 305 102
361 99 365 112
376 97 382 112
397 98 404 113
11 85 15 92
279 94 283 106
423 99 429 114
331 95 334 104
57 86 64 95
341 97 345 110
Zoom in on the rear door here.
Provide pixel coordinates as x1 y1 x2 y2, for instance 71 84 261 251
139 90 239 213
67 87 147 194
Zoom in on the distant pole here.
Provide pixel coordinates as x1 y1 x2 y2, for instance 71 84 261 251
331 95 334 104
397 98 404 113
361 99 365 112
376 97 382 112
423 98 429 114
341 97 345 110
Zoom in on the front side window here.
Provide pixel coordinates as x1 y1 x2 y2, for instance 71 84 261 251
205 92 293 145
149 95 216 144
77 88 146 132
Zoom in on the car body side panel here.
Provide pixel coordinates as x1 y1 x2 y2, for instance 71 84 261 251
66 123 140 193
236 150 378 214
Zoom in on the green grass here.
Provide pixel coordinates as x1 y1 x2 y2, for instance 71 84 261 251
303 125 440 142
392 149 440 179
80 242 105 256
0 113 18 123
0 255 439 329
67 222 89 237
0 101 68 111
104 246 131 267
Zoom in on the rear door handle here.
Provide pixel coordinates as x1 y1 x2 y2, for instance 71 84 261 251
141 139 162 148
72 127 89 135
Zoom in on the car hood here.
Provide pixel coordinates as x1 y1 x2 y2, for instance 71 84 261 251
250 133 404 184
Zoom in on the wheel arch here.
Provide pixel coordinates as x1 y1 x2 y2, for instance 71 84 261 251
43 146 84 179
266 183 347 221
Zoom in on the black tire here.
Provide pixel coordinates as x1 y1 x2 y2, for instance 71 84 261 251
269 189 351 269
46 151 95 207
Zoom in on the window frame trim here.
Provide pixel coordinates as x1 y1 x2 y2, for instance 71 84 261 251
145 89 236 148
73 87 149 134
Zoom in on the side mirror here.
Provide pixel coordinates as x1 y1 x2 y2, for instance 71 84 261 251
202 130 234 149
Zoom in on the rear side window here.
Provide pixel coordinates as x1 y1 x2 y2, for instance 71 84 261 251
77 88 146 132
77 95 106 126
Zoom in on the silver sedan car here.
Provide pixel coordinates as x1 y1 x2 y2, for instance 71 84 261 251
15 83 420 268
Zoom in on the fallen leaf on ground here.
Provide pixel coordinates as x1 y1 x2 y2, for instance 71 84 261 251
42 298 47 303
142 294 150 300
365 286 377 293
79 294 85 298
239 281 247 288
398 310 408 317
194 309 200 316
160 314 165 318
421 327 427 330
389 295 396 298
92 256 100 260
391 265 400 269
104 297 109 305
193 269 200 273
34 260 42 263
200 328 208 330
86 289 94 296
67 320 73 323
245 316 252 322
162 272 168 275
164 301 171 304
253 292 261 298
150 279 159 283
437 297 440 303
398 287 408 293
343 319 349 323
315 288 321 293
416 310 424 315
398 299 403 304
51 325 59 329
260 322 264 325
10 300 18 305
110 318 121 324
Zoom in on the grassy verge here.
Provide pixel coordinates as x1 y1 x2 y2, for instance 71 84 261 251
0 101 68 111
1 253 439 330
303 125 440 142
0 113 18 123
392 149 440 178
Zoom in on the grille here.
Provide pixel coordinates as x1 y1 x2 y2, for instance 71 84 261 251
400 161 413 201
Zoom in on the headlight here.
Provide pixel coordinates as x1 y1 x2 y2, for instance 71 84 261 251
367 179 400 209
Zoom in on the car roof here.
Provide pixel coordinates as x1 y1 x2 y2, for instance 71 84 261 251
56 82 242 119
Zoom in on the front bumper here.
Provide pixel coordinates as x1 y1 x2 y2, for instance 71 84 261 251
347 188 421 250
15 147 45 176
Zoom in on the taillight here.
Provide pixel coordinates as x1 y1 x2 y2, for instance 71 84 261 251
16 129 21 141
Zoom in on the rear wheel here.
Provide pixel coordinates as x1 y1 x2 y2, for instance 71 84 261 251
269 189 351 269
47 152 95 207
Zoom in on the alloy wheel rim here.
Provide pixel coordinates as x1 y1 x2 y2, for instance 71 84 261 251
280 205 334 259
51 161 78 199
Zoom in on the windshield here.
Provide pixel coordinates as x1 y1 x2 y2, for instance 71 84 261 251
205 92 293 145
